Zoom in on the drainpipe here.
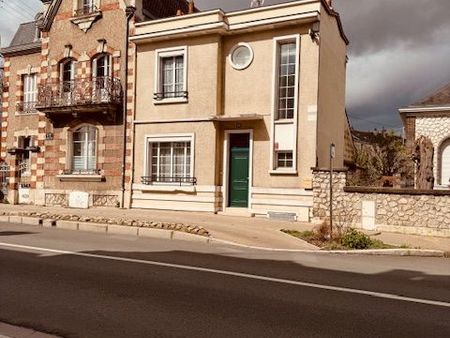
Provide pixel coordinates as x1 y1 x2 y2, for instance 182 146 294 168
121 5 136 209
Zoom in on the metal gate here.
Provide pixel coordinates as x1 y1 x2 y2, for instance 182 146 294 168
0 161 10 201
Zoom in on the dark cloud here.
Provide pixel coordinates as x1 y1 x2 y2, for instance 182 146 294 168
2 0 449 131
196 0 450 131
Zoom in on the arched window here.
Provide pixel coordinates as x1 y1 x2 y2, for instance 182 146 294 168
59 58 75 93
92 54 111 79
72 126 97 172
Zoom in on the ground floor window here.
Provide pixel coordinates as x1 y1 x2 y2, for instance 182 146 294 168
276 151 293 169
145 135 194 184
72 126 97 172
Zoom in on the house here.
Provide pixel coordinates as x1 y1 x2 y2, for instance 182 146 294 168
0 0 193 206
129 0 350 221
399 82 450 188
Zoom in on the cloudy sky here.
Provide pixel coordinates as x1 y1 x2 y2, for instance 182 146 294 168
1 0 450 131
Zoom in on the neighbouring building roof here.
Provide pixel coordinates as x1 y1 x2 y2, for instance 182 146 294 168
0 21 41 56
9 21 39 47
143 0 197 18
412 82 450 107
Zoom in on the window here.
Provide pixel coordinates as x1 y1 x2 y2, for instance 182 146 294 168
78 0 96 15
276 151 293 168
144 136 194 185
93 54 111 78
60 59 75 93
23 74 37 104
155 47 187 102
270 35 299 174
276 42 297 120
229 43 254 70
72 126 97 172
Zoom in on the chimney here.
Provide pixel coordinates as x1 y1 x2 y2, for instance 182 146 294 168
188 1 195 14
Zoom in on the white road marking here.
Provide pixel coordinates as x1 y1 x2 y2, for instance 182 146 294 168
1 241 449 308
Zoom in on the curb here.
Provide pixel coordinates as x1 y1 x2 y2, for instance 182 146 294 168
207 239 446 257
1 216 447 257
1 216 210 244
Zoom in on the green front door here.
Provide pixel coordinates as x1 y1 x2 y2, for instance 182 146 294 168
229 147 249 208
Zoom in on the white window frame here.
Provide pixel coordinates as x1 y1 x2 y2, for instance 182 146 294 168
154 46 188 104
269 34 300 174
72 125 98 172
144 133 195 185
23 73 38 104
228 42 254 70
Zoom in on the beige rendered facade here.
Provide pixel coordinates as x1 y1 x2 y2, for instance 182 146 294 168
130 0 349 221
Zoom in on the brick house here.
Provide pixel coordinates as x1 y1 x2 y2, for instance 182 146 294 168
0 0 192 206
400 83 450 188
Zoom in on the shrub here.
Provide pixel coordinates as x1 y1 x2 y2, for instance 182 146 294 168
341 229 372 249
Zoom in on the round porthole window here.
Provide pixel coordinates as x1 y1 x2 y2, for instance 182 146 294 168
229 43 254 70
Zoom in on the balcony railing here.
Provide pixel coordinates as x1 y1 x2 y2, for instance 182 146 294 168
74 4 99 16
16 101 37 114
36 77 122 109
141 176 197 186
153 91 188 101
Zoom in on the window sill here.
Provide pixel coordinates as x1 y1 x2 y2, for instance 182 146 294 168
274 119 295 124
57 174 104 182
153 98 188 105
269 169 298 175
133 183 196 193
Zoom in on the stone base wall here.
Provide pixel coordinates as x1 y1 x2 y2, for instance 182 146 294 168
312 169 450 238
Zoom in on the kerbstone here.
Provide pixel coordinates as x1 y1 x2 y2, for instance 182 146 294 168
138 227 172 240
108 224 138 236
56 220 79 231
78 222 107 233
22 217 42 226
9 216 22 224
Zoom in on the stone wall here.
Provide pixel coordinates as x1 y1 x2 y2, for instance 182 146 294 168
312 169 450 237
416 116 450 184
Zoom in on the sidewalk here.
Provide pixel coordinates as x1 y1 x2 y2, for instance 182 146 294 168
0 204 448 252
0 204 317 250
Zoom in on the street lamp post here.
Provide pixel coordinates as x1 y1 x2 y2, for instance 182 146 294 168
329 143 336 240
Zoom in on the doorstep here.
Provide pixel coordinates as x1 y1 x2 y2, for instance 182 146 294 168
218 207 255 218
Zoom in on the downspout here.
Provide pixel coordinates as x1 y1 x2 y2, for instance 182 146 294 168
121 5 136 208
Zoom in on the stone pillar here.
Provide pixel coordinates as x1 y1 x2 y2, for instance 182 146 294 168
312 168 347 223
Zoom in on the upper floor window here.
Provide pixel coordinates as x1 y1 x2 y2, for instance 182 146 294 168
276 42 297 120
23 74 37 104
93 54 111 78
60 59 75 93
72 126 97 172
154 47 188 102
77 0 97 15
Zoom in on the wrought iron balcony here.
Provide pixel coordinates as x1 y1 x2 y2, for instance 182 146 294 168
16 101 38 114
141 176 197 186
74 4 99 16
36 77 122 121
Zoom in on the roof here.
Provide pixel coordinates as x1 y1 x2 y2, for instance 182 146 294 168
9 21 38 47
412 82 450 107
0 21 41 56
143 0 197 18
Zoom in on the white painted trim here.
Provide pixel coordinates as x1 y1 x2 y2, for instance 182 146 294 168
154 46 188 104
134 117 213 124
222 129 254 212
134 184 196 193
399 107 450 113
269 34 301 172
133 184 220 193
228 42 254 71
143 133 195 183
269 169 298 175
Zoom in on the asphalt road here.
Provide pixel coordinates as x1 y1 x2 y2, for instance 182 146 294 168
0 223 449 338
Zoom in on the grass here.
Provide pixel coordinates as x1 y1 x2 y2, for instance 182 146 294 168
281 228 408 250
